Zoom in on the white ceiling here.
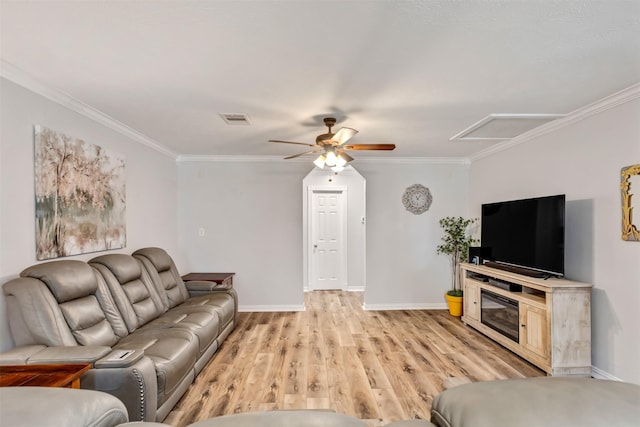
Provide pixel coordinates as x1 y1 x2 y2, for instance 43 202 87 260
1 0 639 159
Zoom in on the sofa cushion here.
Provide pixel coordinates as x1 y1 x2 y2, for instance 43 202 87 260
134 247 172 272
430 377 640 427
185 294 235 329
91 254 166 329
133 247 189 310
21 260 97 303
3 278 78 346
139 307 220 355
101 254 143 284
60 295 119 346
116 328 198 405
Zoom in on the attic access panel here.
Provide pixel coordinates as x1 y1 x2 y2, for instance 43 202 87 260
450 114 565 141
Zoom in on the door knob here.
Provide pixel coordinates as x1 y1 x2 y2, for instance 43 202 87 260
314 244 318 248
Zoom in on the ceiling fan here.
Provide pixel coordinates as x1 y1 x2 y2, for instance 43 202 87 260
269 117 396 171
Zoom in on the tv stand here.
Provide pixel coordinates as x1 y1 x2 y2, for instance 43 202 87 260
461 263 592 377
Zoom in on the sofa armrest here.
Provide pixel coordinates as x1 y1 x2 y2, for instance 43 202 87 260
82 356 159 422
26 345 112 365
95 349 145 368
0 345 47 365
185 280 232 296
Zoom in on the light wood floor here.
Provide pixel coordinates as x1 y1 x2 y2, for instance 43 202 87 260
165 291 544 426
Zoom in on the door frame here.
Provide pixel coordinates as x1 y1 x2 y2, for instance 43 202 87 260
304 185 348 291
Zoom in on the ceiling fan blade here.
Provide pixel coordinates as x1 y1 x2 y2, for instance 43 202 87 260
269 139 317 147
284 149 323 160
333 127 358 145
342 143 396 151
337 150 354 162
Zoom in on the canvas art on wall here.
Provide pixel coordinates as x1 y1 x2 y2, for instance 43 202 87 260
34 125 126 260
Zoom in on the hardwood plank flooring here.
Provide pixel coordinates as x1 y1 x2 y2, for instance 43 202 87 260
165 291 544 426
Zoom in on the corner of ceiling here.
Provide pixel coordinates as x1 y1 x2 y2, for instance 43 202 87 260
0 59 178 160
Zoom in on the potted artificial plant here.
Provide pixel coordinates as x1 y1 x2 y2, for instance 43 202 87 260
436 216 478 316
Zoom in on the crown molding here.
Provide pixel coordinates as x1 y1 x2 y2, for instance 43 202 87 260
0 60 177 159
469 82 640 162
356 156 470 165
177 155 288 163
178 154 470 165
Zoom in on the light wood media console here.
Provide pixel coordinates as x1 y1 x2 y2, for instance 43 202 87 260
461 263 592 376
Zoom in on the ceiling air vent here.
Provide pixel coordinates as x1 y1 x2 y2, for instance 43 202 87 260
450 114 565 141
219 113 251 125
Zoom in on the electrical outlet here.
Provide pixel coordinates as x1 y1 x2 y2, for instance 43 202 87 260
198 228 205 237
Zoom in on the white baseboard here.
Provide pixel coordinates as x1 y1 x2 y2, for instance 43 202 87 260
303 286 366 292
363 302 448 311
591 365 622 381
238 304 305 312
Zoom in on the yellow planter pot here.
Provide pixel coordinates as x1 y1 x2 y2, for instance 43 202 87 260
445 293 463 317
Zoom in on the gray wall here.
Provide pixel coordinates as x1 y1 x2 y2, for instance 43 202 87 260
177 160 310 311
357 161 471 309
0 78 182 351
177 159 471 311
469 96 640 384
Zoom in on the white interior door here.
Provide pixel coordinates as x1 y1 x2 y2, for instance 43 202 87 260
310 190 345 290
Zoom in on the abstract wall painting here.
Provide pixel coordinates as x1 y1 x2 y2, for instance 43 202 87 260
34 125 126 260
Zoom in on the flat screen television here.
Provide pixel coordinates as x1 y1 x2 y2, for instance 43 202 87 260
481 194 565 278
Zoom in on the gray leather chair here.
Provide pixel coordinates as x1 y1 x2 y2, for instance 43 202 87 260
430 377 640 427
0 386 129 427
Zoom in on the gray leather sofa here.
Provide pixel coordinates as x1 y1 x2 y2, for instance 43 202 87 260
0 247 238 423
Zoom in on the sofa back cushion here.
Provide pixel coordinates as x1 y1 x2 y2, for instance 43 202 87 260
58 296 119 346
133 247 189 309
19 261 120 347
22 260 97 303
90 254 165 331
3 277 77 346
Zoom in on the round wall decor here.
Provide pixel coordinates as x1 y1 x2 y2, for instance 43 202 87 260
402 184 432 215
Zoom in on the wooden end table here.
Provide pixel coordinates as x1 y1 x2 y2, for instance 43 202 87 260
0 363 91 388
181 272 235 289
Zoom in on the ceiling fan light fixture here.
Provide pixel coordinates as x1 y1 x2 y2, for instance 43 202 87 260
331 165 345 172
335 154 347 168
313 154 326 169
271 116 395 166
325 150 338 167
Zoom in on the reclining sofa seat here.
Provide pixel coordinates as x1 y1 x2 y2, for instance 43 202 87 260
89 254 203 419
132 247 238 347
1 249 238 424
